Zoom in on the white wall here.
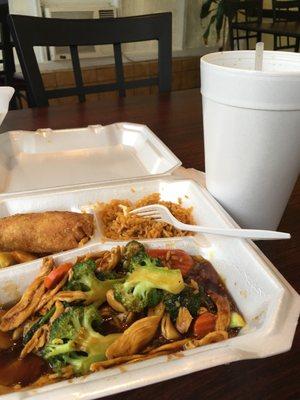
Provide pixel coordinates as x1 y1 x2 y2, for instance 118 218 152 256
8 0 44 63
41 0 119 7
9 0 42 16
121 0 187 52
8 0 211 66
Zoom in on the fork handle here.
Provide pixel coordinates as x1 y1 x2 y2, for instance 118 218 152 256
176 222 291 240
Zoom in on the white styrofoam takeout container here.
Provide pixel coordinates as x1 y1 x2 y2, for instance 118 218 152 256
0 122 181 196
0 121 182 258
0 123 299 400
0 177 299 400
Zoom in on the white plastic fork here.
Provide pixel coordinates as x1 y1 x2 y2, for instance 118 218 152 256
130 204 291 241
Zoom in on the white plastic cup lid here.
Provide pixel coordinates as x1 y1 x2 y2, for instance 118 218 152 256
201 51 300 110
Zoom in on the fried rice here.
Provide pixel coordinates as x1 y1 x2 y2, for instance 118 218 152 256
96 193 194 240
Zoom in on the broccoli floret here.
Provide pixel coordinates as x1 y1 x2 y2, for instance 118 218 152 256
114 283 163 312
164 286 216 322
42 305 121 375
65 260 122 306
123 241 162 271
129 250 162 271
95 270 123 281
147 289 164 308
113 258 184 312
123 240 145 269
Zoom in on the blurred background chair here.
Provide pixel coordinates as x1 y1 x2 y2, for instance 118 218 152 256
272 0 300 51
0 0 27 109
8 13 172 108
227 0 263 50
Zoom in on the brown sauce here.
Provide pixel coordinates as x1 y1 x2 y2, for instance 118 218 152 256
189 257 240 313
0 342 48 387
0 330 13 351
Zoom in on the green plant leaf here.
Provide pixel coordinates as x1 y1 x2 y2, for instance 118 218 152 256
203 14 216 44
215 1 225 40
200 0 213 19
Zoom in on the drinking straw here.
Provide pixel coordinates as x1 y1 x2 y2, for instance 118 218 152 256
255 42 264 71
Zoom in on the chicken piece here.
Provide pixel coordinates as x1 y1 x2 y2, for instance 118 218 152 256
49 301 64 324
11 251 37 264
0 251 36 269
96 247 122 271
0 211 94 254
0 252 16 268
20 325 49 359
0 259 53 332
106 316 160 359
184 330 228 350
209 292 231 331
147 338 190 354
54 290 87 303
36 274 69 313
91 351 170 371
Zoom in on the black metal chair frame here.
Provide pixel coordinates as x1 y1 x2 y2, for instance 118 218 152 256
0 3 14 84
8 13 172 108
0 2 28 109
226 0 263 50
272 0 300 51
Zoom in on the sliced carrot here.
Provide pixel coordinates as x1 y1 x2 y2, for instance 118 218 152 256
146 249 194 276
193 312 217 338
44 262 73 290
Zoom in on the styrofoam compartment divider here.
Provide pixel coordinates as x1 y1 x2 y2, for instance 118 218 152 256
0 176 210 247
0 122 181 196
0 176 299 400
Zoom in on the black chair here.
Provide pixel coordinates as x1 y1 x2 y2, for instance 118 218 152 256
8 13 172 108
226 0 263 50
0 2 28 109
272 0 300 51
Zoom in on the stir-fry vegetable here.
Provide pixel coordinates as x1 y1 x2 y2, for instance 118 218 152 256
114 250 184 312
193 312 217 338
42 305 120 375
146 249 194 276
65 260 122 306
44 263 73 290
0 240 245 390
229 312 246 329
163 286 216 322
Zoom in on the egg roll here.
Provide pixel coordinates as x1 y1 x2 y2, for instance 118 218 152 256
0 211 94 254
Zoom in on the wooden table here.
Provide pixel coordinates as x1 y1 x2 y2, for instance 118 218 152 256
1 89 299 400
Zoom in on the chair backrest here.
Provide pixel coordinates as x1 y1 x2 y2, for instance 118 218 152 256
272 0 300 22
0 2 16 84
8 13 172 108
226 0 263 25
226 0 263 50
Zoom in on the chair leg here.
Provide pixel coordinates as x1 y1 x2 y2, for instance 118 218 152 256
257 32 262 43
9 93 19 110
273 34 278 50
229 26 235 50
295 38 300 52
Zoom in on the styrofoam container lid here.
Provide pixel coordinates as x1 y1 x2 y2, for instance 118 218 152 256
201 51 300 110
0 86 14 127
0 122 181 196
